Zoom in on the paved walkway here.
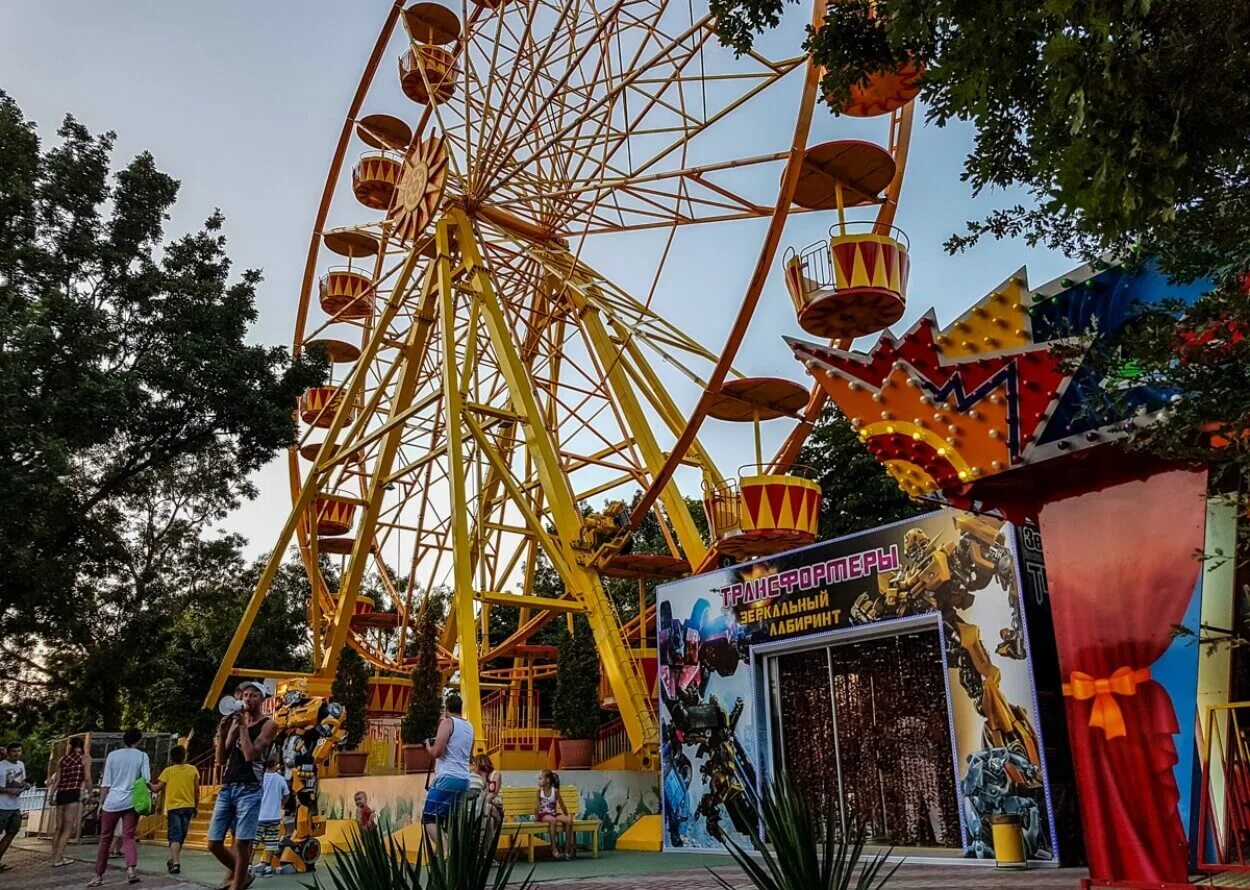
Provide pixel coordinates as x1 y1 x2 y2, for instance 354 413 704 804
1 840 202 888
5 837 1089 889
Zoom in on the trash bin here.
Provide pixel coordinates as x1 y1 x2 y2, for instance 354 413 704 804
990 814 1027 870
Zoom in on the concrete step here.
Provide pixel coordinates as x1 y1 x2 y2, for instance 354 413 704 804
145 787 219 851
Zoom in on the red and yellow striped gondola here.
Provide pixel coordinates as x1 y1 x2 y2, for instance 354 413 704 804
318 268 374 321
314 495 358 537
366 675 414 718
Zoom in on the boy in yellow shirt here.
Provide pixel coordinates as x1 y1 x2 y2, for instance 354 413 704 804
151 745 199 875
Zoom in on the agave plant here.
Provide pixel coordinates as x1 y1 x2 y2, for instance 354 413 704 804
710 770 899 890
424 799 533 890
308 799 534 890
306 819 423 890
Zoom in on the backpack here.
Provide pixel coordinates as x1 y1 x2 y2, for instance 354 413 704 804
131 776 153 816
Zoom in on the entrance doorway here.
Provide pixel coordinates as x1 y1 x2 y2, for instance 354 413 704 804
766 623 963 848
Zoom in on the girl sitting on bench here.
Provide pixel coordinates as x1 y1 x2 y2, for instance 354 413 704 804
534 770 574 860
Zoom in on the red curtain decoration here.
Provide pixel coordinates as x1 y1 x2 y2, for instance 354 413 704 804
1037 467 1207 883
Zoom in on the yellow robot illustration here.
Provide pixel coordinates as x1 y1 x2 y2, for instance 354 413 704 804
851 515 1040 782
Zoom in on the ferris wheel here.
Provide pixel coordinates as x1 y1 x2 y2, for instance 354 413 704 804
207 0 918 766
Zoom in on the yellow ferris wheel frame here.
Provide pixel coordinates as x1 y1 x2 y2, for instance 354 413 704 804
205 0 915 770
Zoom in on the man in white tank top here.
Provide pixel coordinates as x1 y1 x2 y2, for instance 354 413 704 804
421 692 475 848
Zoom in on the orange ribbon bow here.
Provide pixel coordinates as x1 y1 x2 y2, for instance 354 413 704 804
1062 667 1151 740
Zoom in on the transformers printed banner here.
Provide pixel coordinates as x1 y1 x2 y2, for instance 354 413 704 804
657 509 1057 859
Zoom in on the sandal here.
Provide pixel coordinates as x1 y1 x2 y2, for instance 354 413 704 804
128 866 142 883
53 857 74 867
87 879 103 888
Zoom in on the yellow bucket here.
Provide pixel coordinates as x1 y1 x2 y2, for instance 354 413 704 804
990 814 1027 869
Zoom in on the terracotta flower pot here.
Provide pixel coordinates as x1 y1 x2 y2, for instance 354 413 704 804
558 738 594 770
336 750 369 777
401 743 433 774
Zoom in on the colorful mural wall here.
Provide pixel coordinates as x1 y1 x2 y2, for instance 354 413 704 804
317 770 659 851
657 509 1057 858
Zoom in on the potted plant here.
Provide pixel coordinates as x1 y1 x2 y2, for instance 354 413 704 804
332 647 371 777
553 619 602 769
400 605 442 773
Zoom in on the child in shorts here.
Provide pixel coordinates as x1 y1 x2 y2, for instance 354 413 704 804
252 758 288 876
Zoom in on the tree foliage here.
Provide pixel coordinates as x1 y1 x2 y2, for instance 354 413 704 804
0 90 324 637
0 91 321 757
710 0 1250 279
332 647 371 751
401 605 443 745
553 617 603 740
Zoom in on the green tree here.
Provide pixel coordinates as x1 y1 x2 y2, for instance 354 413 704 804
401 605 443 745
0 90 320 759
0 90 324 641
711 0 1250 277
332 647 371 751
553 618 604 740
797 405 926 539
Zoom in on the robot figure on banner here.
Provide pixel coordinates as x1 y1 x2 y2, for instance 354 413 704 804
658 598 758 847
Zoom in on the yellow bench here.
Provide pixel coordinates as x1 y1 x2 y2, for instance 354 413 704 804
497 785 600 863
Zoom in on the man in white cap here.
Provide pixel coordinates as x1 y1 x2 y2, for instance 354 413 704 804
207 680 277 890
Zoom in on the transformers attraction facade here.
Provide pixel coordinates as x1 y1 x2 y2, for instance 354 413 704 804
657 508 1063 861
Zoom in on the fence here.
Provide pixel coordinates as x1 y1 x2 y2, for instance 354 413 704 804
1199 702 1250 873
593 718 631 766
483 688 543 755
18 787 45 814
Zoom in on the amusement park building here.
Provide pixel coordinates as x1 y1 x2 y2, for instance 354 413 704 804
730 255 1240 885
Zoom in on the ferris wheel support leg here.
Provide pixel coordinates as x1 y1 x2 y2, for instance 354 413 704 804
447 210 660 766
609 323 725 489
575 302 708 567
202 480 319 709
437 217 487 748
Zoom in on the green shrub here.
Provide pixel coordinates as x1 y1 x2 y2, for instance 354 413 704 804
331 647 370 751
553 620 602 741
401 606 443 746
308 802 533 890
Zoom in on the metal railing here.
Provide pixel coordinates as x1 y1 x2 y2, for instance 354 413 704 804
1199 702 1250 872
17 788 45 814
190 746 221 787
828 220 910 250
703 477 741 538
738 462 817 480
783 239 835 305
594 718 631 766
482 688 543 755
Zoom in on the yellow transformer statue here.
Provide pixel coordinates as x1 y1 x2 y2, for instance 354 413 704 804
260 679 347 874
851 515 1039 781
575 499 631 555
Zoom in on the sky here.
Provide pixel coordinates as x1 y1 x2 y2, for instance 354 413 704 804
0 1 1076 561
